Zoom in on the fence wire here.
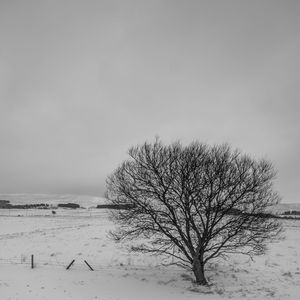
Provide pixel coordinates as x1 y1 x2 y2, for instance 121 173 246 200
0 255 177 274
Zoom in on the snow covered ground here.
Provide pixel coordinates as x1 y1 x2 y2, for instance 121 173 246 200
0 195 299 299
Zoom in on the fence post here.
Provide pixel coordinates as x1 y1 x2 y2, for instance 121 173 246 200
84 260 94 271
66 259 75 270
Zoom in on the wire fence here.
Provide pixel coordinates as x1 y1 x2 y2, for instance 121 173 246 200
0 255 189 284
0 254 175 273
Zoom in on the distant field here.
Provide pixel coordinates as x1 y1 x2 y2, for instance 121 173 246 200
0 193 107 208
0 193 299 212
271 203 300 214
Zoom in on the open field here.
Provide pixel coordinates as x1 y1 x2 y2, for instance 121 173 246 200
0 206 299 300
0 193 107 208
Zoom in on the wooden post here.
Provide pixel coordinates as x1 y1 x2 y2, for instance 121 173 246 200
172 246 175 263
66 259 75 270
31 255 34 269
84 260 94 271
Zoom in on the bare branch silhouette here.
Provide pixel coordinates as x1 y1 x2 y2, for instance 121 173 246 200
106 139 282 285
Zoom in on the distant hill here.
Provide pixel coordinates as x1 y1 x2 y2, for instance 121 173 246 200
0 194 107 208
0 194 299 213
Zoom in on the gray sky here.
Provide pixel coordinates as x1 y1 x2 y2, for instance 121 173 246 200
0 0 299 202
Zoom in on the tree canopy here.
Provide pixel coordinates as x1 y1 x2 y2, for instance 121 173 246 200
106 140 282 285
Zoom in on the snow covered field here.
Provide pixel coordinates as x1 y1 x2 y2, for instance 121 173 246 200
0 193 107 208
0 196 299 299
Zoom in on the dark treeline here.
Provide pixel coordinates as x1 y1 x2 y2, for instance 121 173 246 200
0 200 49 209
96 204 135 210
283 210 300 215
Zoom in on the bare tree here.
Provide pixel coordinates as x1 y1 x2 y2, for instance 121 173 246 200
106 139 282 285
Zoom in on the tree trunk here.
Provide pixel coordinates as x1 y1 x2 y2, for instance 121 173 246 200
192 256 208 285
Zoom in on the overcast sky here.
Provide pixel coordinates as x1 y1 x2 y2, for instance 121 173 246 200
0 1 299 202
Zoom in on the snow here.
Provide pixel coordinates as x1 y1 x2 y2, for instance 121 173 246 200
0 195 300 299
0 193 107 208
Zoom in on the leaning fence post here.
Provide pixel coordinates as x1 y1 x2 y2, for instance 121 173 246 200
31 255 34 269
84 260 94 271
66 259 75 270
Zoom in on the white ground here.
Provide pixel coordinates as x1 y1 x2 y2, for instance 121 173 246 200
0 196 299 299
